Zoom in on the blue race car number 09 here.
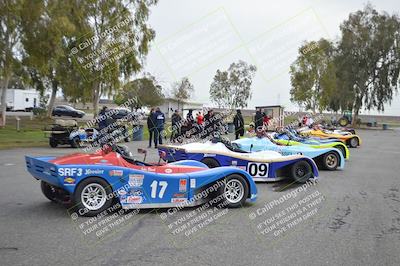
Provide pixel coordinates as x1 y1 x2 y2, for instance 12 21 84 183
247 163 268 177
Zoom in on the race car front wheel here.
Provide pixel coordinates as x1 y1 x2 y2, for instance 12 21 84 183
349 137 359 148
291 161 313 183
322 151 339 170
74 177 113 217
334 145 346 158
222 174 249 208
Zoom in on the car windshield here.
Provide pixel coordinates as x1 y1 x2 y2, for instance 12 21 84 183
212 136 249 153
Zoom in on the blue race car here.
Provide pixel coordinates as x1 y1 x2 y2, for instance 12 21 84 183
25 145 257 216
158 138 319 183
233 135 345 171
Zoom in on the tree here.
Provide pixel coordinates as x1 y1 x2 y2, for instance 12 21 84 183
209 60 257 109
0 0 23 127
337 4 400 125
20 0 76 117
114 75 164 110
69 0 157 116
171 77 194 110
289 39 336 114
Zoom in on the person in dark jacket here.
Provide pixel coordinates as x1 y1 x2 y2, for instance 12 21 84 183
233 109 244 139
98 106 108 130
254 109 263 132
154 107 165 148
170 110 182 142
147 108 156 148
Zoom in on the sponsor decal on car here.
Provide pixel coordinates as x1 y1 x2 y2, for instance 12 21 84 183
231 160 238 166
171 198 187 203
58 168 82 177
204 153 216 157
190 179 196 188
85 169 104 175
173 193 186 198
63 177 76 185
130 189 143 196
119 194 127 203
179 179 187 192
126 195 143 204
164 168 173 174
129 174 144 187
118 189 127 196
109 170 123 176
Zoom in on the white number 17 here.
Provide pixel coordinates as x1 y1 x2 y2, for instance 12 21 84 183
150 180 168 198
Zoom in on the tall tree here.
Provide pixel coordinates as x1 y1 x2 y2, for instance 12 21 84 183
70 0 157 116
209 60 256 109
0 0 23 127
20 0 76 117
114 74 164 109
289 39 336 114
337 4 400 125
171 77 194 110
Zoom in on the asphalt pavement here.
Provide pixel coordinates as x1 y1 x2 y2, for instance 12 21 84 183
0 129 399 266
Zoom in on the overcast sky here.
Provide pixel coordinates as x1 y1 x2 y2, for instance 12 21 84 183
144 0 400 115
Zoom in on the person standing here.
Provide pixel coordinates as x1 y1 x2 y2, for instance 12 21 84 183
196 111 203 125
254 109 263 132
233 109 244 139
154 107 165 148
147 108 156 148
170 109 182 142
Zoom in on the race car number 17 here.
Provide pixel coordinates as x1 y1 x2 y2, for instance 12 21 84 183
247 163 268 177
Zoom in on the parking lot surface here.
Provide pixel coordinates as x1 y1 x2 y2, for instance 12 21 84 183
0 129 399 266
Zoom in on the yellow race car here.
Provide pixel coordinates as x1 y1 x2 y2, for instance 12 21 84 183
299 129 361 148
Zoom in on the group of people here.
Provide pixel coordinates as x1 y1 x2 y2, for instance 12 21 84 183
146 107 166 148
147 108 225 147
232 109 273 140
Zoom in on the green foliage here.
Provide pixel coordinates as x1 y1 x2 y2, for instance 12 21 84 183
290 4 400 121
171 77 194 106
210 60 256 109
289 39 335 113
337 4 400 119
114 75 164 109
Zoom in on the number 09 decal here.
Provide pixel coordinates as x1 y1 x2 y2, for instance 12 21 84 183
247 162 269 177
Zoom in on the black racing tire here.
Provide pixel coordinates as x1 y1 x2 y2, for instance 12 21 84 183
349 137 359 148
201 158 220 168
40 181 58 202
334 145 346 158
322 151 340 171
73 177 114 217
49 138 58 148
70 136 81 148
291 160 313 183
221 174 249 208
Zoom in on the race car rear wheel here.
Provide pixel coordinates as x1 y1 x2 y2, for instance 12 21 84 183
349 137 359 148
41 181 58 202
291 161 313 183
49 138 58 148
322 151 339 170
201 158 220 168
74 177 113 217
222 174 249 208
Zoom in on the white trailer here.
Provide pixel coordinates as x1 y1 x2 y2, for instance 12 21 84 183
6 89 40 111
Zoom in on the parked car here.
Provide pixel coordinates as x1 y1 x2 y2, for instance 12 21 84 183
52 105 85 118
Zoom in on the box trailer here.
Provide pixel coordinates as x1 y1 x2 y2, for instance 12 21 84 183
6 89 40 111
